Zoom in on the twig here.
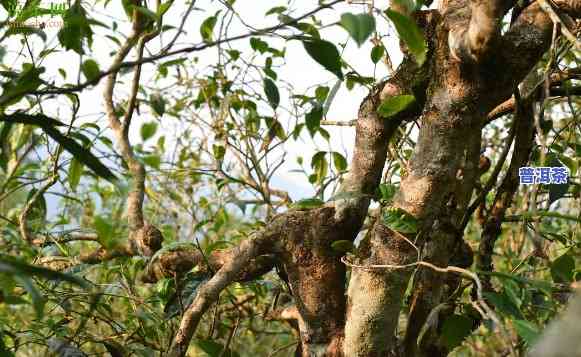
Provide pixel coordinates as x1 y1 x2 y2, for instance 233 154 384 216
320 119 357 126
341 257 498 329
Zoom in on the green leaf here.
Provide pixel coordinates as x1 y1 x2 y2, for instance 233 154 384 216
441 314 473 349
377 94 416 118
292 198 324 210
263 78 280 109
331 240 354 253
383 207 418 234
513 320 539 345
483 291 524 319
68 158 83 192
200 15 217 42
81 59 100 82
379 183 398 202
143 154 160 169
306 106 322 137
558 153 577 177
41 125 116 181
302 39 343 79
311 151 328 184
265 6 287 16
478 270 553 293
315 86 330 104
197 340 224 357
332 152 347 171
0 330 15 357
58 3 93 54
140 122 158 142
213 144 225 161
550 251 575 283
340 13 376 47
250 37 268 53
150 93 165 117
371 45 385 64
94 215 115 249
25 188 46 231
157 1 174 17
385 9 427 65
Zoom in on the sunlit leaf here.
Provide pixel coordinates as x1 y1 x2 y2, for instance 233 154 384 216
200 14 217 42
383 207 418 234
371 45 385 64
292 198 324 210
385 10 427 65
340 13 375 47
302 39 343 80
379 184 398 202
140 122 158 142
377 95 416 118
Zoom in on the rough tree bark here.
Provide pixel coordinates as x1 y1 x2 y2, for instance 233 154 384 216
157 0 581 356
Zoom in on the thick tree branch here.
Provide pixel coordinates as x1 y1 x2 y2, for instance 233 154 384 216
448 0 513 62
102 2 164 257
343 10 440 356
167 232 276 357
141 244 277 284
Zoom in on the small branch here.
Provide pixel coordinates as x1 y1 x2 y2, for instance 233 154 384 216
102 2 165 258
168 234 272 357
320 119 357 126
32 231 99 247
